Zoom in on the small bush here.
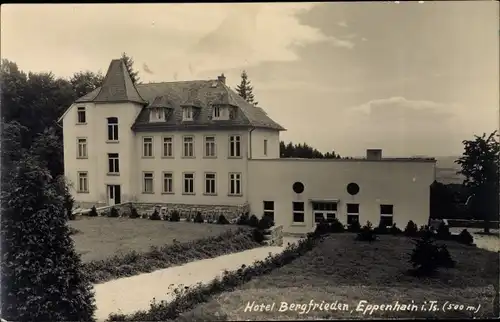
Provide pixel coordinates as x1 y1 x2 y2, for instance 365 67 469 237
88 206 98 217
437 244 455 268
314 220 331 236
404 220 418 237
252 228 265 243
389 223 402 235
150 210 161 221
329 218 345 233
356 221 377 242
348 220 361 233
217 214 230 225
129 207 140 219
170 210 180 222
237 212 250 225
101 211 110 217
248 214 259 228
409 232 455 277
436 221 451 240
141 213 148 219
194 212 204 223
108 207 120 218
457 229 474 245
257 215 274 230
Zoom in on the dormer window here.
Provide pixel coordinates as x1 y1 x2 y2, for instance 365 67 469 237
212 105 230 120
213 106 221 118
183 107 193 121
150 107 169 123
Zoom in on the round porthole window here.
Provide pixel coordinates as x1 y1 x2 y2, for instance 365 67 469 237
346 182 360 196
292 182 305 194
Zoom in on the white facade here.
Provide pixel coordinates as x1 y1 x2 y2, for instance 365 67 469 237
60 59 436 234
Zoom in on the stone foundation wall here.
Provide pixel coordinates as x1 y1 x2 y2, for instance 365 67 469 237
263 225 284 246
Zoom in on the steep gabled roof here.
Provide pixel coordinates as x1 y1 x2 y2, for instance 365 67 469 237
75 59 147 105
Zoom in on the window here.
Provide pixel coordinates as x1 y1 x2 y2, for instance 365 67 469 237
77 138 87 158
229 172 242 196
204 173 217 195
292 202 305 223
143 172 154 193
213 106 221 118
183 172 195 194
182 107 193 121
229 135 241 157
107 117 119 141
77 172 88 192
143 137 153 157
77 107 86 124
108 153 119 174
204 136 216 158
183 136 194 158
263 201 274 221
313 202 337 223
380 204 394 227
162 137 173 157
162 172 173 193
347 203 360 225
264 139 268 156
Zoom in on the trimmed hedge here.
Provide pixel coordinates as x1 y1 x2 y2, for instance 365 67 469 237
83 228 260 284
107 233 323 321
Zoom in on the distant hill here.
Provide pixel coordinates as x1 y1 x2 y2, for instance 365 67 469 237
435 156 464 184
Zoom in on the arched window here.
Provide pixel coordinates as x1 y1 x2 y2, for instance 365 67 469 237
107 117 119 141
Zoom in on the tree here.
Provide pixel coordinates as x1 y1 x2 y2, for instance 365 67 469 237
30 126 64 179
430 181 457 219
1 155 96 321
70 71 104 99
121 52 140 85
279 140 341 159
236 70 258 106
456 131 499 233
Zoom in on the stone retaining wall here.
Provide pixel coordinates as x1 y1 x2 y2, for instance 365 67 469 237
263 225 284 246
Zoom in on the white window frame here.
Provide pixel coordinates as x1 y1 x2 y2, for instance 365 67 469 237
229 172 242 196
77 171 89 193
107 153 119 174
143 172 154 193
107 117 119 141
346 203 360 225
183 172 195 195
77 137 88 159
182 107 193 121
263 201 274 221
229 135 241 158
142 137 154 158
313 202 337 223
162 136 173 158
162 172 173 194
183 136 195 158
204 135 217 158
204 172 217 195
263 139 268 156
77 106 86 124
292 201 305 223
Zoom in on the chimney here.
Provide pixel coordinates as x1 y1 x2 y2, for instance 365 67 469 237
366 149 382 160
218 73 226 85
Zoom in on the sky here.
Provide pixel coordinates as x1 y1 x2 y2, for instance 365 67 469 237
2 2 499 157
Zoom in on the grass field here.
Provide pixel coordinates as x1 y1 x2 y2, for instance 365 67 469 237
69 216 237 262
174 233 498 320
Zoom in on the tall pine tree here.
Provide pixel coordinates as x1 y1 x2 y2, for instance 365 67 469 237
121 52 140 85
236 70 258 106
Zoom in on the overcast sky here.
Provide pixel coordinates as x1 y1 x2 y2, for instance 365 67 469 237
2 2 498 157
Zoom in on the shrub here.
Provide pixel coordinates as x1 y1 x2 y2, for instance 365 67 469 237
237 212 249 225
314 220 331 236
347 219 361 233
409 231 455 277
356 221 377 242
436 221 451 240
129 206 140 219
1 156 96 321
150 210 161 221
252 228 265 243
107 233 321 322
257 215 274 230
170 210 180 222
217 214 230 225
248 214 259 228
194 212 204 223
101 211 110 217
141 213 148 219
457 229 474 245
404 220 418 237
88 206 98 217
63 185 75 220
108 207 120 218
329 218 345 233
374 221 390 235
389 223 402 235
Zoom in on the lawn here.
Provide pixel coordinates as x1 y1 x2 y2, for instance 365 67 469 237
174 233 499 320
70 216 237 263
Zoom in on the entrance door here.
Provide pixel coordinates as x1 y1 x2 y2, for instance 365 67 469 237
312 201 338 224
107 185 121 206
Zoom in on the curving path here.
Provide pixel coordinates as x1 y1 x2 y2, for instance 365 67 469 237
93 237 302 321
